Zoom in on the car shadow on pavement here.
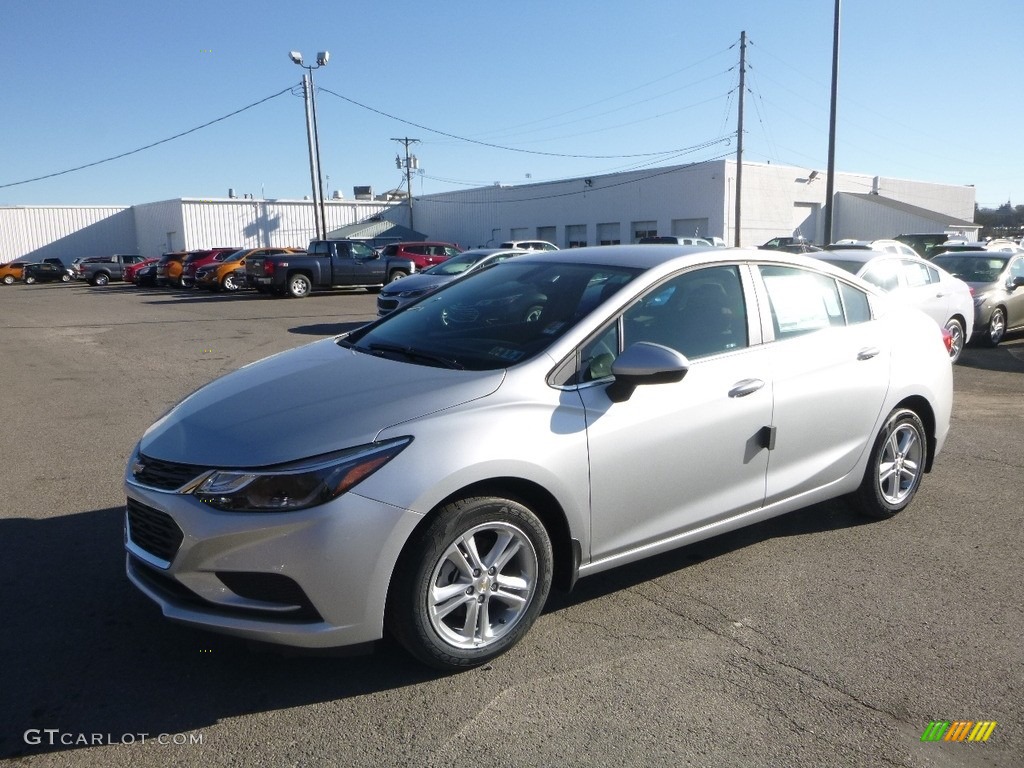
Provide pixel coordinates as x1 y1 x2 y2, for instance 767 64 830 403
288 322 367 336
957 336 1024 373
545 498 871 614
0 507 440 760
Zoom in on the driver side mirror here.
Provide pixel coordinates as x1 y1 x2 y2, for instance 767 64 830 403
607 342 689 402
1010 275 1024 289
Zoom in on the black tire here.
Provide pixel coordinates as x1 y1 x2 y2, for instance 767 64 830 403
25 275 36 284
61 273 71 282
387 496 553 670
2 275 14 285
287 274 312 298
388 270 408 283
944 318 965 364
92 273 110 286
221 273 240 292
983 306 1006 347
851 408 928 519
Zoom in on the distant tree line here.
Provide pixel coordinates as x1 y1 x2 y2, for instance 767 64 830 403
975 202 1024 239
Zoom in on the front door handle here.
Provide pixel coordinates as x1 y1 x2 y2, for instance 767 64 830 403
729 378 765 398
857 347 880 360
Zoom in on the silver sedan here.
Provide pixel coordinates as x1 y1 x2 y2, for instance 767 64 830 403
125 247 953 670
375 248 527 317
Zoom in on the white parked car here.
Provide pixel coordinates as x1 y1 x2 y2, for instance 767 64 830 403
125 246 953 669
816 249 974 362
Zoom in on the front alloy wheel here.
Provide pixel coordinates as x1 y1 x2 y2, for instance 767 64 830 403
222 274 239 292
387 497 553 670
985 306 1006 347
853 408 927 519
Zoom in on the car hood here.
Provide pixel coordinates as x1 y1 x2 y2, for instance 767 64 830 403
381 272 453 296
139 338 504 467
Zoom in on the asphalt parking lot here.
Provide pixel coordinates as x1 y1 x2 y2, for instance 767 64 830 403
1 280 1021 767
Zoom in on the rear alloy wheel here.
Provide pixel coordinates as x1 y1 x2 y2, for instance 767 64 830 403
287 274 312 298
387 496 553 670
92 273 110 286
944 318 965 363
61 273 71 282
984 307 1006 347
852 408 927 519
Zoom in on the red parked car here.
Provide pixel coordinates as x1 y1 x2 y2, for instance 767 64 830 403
124 257 160 284
377 242 460 278
180 247 240 288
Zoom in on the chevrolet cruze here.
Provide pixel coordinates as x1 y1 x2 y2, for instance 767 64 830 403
125 246 953 670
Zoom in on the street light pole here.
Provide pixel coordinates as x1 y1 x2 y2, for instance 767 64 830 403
290 50 330 241
300 72 321 240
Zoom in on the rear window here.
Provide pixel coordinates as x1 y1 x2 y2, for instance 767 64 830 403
931 255 1009 283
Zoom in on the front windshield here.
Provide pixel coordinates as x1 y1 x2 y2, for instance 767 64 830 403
424 252 490 276
345 260 640 371
931 255 1008 283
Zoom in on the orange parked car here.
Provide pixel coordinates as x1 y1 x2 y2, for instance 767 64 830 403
0 261 30 285
154 251 191 287
194 247 302 292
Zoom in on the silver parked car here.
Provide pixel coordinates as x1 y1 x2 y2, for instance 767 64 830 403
376 248 528 317
930 250 1024 346
125 247 953 670
815 249 974 363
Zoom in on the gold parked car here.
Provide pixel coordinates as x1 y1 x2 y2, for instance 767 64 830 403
194 247 302 292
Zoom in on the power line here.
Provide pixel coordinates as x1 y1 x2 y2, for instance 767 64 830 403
0 86 295 190
318 87 728 159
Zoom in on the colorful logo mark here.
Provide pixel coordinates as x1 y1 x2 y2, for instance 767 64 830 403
921 721 997 742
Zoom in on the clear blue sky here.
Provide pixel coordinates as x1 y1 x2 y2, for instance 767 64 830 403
3 0 1022 209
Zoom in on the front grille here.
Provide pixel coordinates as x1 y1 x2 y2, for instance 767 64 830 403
133 454 207 491
126 498 184 564
377 298 399 311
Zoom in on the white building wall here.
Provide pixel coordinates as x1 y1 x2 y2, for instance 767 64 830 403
133 198 394 256
414 160 976 249
0 206 136 263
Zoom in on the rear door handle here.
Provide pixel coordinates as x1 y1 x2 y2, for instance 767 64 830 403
729 378 765 398
857 347 880 360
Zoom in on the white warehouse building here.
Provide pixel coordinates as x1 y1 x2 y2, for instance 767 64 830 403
408 159 979 248
1 159 978 263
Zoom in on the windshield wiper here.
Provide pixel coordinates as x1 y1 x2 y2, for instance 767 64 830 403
363 342 464 370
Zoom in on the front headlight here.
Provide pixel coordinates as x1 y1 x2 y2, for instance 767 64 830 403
193 437 412 512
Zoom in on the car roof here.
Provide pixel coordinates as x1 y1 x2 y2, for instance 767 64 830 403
457 248 530 257
932 250 1009 258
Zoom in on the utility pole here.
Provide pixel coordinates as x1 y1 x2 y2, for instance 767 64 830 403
823 0 841 245
392 137 420 232
734 31 745 248
302 74 322 240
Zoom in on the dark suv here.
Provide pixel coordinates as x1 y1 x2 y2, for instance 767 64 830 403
378 242 460 277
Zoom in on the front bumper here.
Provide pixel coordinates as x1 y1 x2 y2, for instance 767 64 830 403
124 478 423 648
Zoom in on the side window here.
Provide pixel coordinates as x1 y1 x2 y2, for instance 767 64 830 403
444 247 460 258
759 266 845 339
839 282 872 324
860 262 900 292
350 243 375 260
1010 257 1024 279
901 260 934 288
578 322 620 383
622 266 748 359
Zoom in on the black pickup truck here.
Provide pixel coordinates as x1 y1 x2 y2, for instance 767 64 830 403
246 239 416 298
